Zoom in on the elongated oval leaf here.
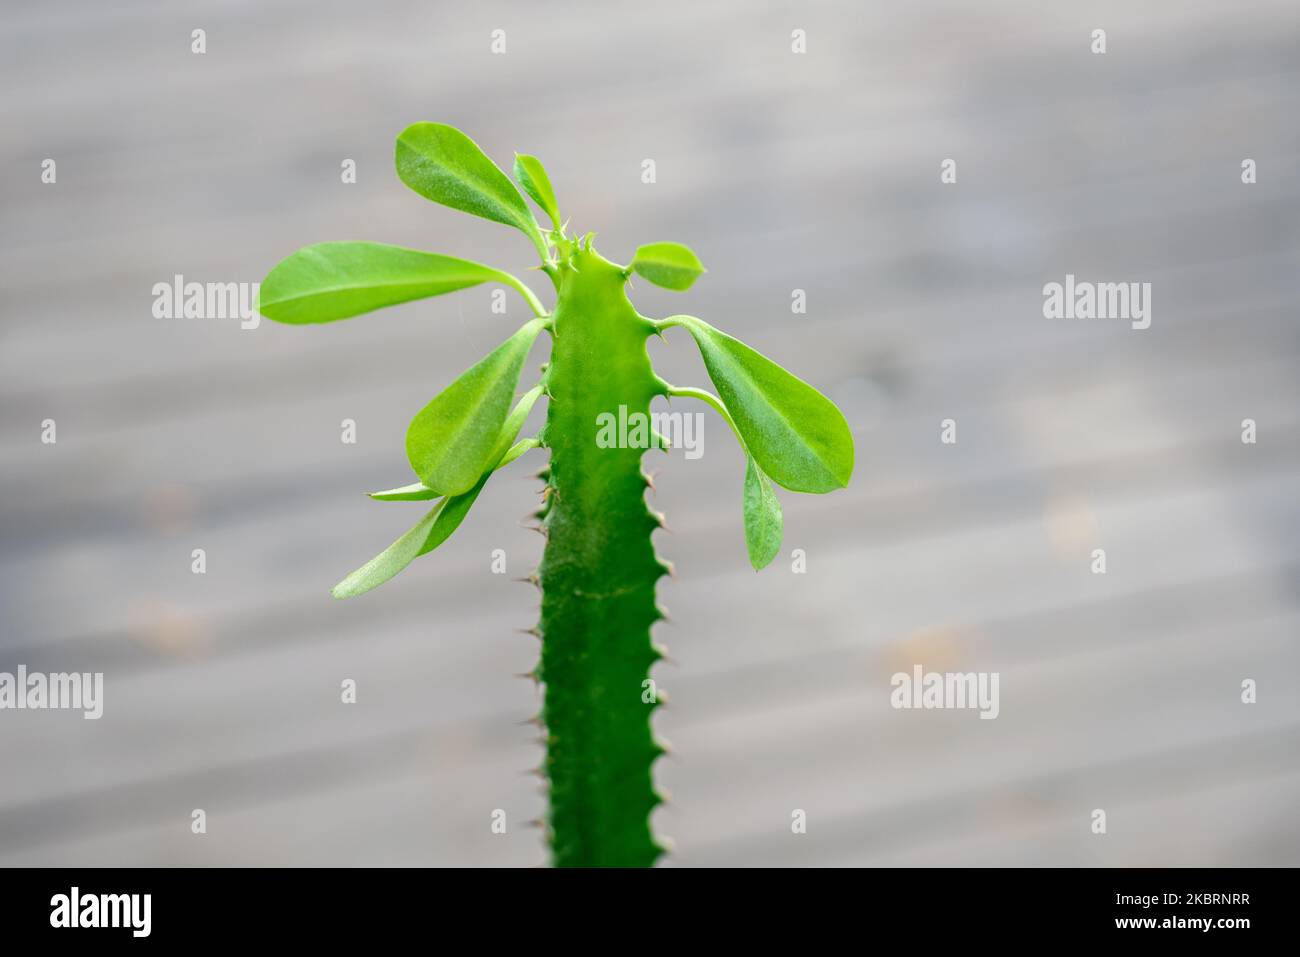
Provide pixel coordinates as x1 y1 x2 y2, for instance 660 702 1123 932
336 390 546 597
499 437 540 468
674 316 853 492
332 498 448 598
513 153 561 227
259 242 507 324
396 123 541 242
743 457 783 570
368 481 440 502
332 475 487 598
406 324 543 495
492 384 544 461
376 386 543 502
631 242 705 291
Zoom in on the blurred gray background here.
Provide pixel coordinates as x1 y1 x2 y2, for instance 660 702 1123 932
2 0 1298 866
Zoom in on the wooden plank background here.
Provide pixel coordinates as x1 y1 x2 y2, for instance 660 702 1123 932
1 0 1297 866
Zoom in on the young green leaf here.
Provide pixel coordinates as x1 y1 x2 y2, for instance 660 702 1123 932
406 322 544 496
743 457 783 570
331 498 447 598
332 474 487 598
513 154 561 227
368 481 440 502
336 391 544 598
499 437 540 467
395 123 545 251
630 242 705 291
670 315 853 493
258 242 510 324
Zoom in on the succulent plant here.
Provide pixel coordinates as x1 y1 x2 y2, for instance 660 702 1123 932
259 123 853 866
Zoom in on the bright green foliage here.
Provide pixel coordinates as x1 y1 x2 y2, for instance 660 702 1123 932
259 123 852 867
367 481 440 502
405 319 543 495
334 386 543 598
743 457 783 570
396 122 549 260
258 242 517 324
630 241 706 291
663 315 853 493
513 153 561 227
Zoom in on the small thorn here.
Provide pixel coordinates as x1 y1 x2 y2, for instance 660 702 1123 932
516 714 543 727
525 818 546 830
652 642 676 665
514 626 541 638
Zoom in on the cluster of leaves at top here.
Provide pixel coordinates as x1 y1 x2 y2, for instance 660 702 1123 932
260 123 852 587
258 123 852 864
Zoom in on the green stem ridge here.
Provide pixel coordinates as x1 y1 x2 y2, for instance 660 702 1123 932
536 246 668 867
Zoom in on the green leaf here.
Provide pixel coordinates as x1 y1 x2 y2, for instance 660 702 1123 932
335 391 544 598
672 315 853 493
332 477 487 598
406 327 544 496
630 242 705 291
499 437 540 467
379 387 542 501
368 481 439 502
258 242 509 324
494 385 545 458
743 457 783 570
513 154 561 227
396 123 543 246
331 498 448 598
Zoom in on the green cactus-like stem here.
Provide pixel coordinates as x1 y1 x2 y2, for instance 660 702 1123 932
536 244 668 867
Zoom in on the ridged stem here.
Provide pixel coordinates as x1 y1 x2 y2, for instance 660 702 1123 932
535 246 668 867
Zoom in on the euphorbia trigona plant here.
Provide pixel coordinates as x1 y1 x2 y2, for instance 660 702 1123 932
258 123 853 867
